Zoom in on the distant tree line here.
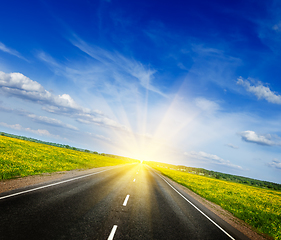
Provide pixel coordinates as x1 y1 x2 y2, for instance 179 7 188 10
146 161 281 191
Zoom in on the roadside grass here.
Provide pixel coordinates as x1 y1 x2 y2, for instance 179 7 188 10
146 163 281 240
0 135 137 180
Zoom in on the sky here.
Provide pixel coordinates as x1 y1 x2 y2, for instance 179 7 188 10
1 0 281 184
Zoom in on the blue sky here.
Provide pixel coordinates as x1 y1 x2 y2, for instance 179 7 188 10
1 0 281 183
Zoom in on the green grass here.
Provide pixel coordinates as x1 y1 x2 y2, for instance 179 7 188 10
0 135 138 180
146 163 280 240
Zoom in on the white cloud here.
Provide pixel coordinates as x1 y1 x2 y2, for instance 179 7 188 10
268 158 281 169
239 130 281 146
184 151 243 169
0 42 27 61
0 71 128 131
0 71 44 92
237 77 281 104
0 71 80 109
0 122 57 137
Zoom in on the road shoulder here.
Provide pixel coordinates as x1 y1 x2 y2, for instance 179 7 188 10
0 166 115 194
159 173 272 240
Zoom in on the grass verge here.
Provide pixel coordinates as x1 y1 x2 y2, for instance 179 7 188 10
0 135 138 180
146 163 280 240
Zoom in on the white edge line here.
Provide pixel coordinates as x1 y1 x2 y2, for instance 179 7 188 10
0 167 116 201
107 225 118 240
156 172 235 240
123 194 130 206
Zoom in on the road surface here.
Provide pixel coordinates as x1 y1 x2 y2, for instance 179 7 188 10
0 164 250 240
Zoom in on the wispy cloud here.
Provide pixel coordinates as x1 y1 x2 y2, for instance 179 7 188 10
87 132 112 142
37 51 109 90
237 77 281 104
239 130 281 146
0 42 28 61
0 105 78 131
0 105 30 115
226 143 239 149
256 4 281 53
272 22 281 32
69 36 166 97
27 114 79 131
0 71 128 131
75 114 129 132
37 51 61 68
0 122 57 137
184 151 243 169
194 97 220 114
37 49 161 109
268 158 281 169
192 45 224 56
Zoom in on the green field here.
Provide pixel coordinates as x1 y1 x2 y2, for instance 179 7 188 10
0 135 138 180
145 162 280 240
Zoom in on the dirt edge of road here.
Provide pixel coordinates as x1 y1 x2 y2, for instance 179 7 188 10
0 166 272 240
0 166 113 194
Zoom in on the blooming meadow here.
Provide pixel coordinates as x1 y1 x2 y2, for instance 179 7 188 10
0 135 136 180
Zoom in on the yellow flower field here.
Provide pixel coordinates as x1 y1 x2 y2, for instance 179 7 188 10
148 164 281 240
0 135 137 180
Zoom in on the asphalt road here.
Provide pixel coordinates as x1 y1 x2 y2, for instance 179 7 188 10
0 164 251 240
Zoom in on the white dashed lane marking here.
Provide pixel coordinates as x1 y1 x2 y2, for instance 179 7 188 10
123 195 130 206
107 225 118 240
